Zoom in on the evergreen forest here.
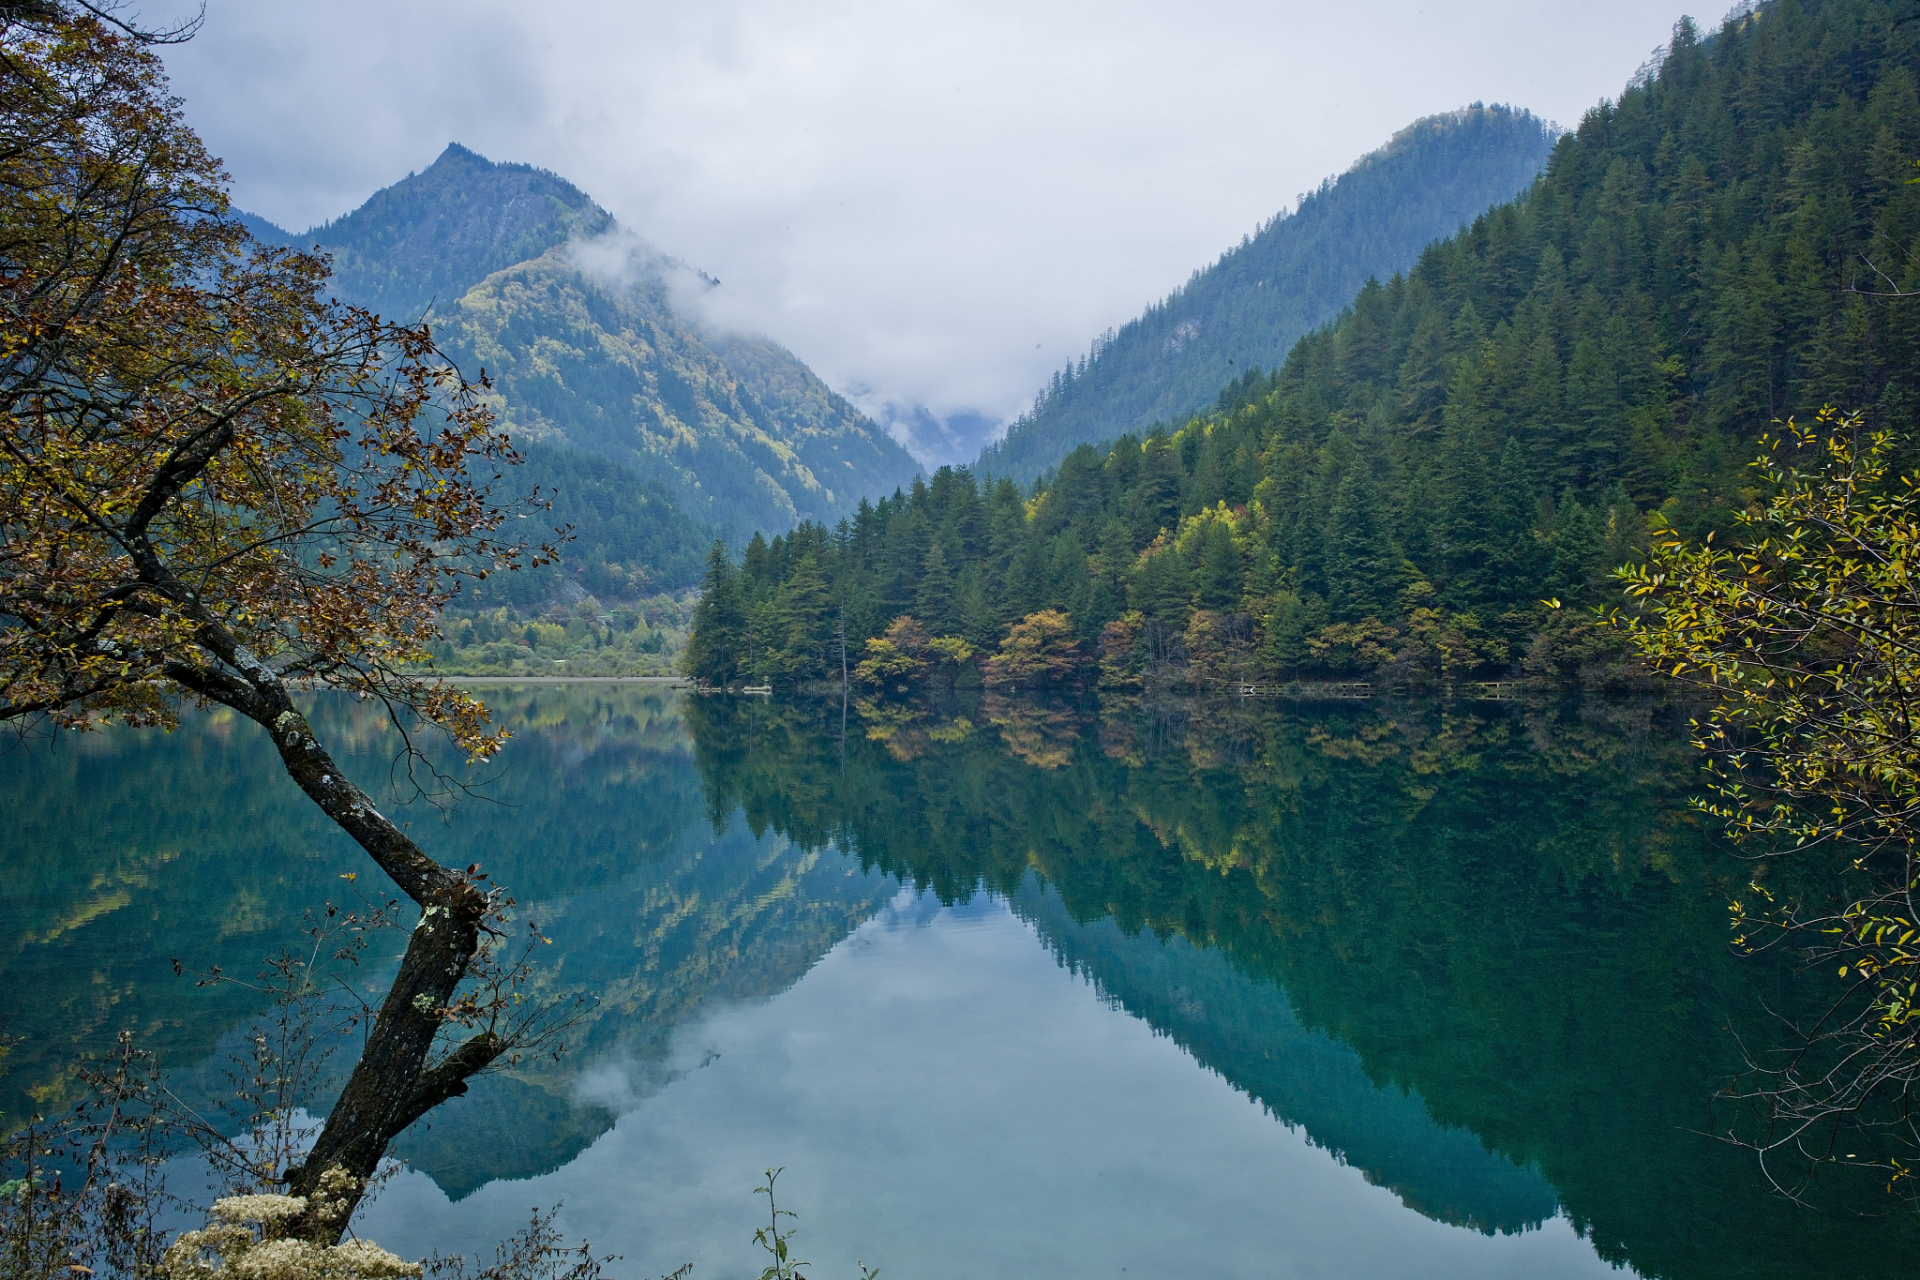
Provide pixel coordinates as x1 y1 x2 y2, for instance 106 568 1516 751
688 0 1920 694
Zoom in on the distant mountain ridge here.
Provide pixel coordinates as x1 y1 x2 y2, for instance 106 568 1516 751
241 144 922 582
980 105 1558 483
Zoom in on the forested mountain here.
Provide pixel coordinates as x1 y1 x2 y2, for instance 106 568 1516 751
690 0 1920 691
1012 884 1562 1236
978 105 1559 484
242 145 922 592
432 237 920 537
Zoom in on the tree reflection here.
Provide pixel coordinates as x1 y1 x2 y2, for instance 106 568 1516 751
687 689 1920 1280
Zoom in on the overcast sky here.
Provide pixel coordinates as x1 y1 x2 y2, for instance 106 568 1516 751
159 0 1701 463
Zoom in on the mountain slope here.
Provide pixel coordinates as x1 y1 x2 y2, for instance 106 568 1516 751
433 239 920 536
464 443 715 605
980 105 1558 483
1012 882 1561 1235
243 145 921 572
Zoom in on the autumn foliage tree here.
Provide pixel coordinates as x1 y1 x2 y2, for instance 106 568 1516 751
983 609 1082 688
853 615 932 695
1615 408 1920 1194
0 4 559 1241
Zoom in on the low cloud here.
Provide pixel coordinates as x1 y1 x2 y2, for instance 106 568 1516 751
853 400 1003 470
569 223 797 348
569 226 1007 464
565 224 662 294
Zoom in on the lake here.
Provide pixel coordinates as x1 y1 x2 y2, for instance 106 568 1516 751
4 684 1916 1278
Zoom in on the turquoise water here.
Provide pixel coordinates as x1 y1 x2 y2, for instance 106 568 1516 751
3 686 1914 1277
362 889 1614 1280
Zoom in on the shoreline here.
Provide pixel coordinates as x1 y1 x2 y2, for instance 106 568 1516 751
439 675 690 686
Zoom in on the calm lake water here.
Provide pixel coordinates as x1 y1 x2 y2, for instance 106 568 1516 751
5 685 1917 1278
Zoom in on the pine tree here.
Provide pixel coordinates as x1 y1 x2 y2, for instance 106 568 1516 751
1259 592 1328 675
954 565 998 649
1131 435 1185 544
1396 308 1451 427
915 541 957 633
1433 412 1497 609
1322 462 1399 622
1564 337 1619 493
1192 516 1243 612
1401 467 1435 566
1130 540 1192 628
1000 538 1048 625
769 552 834 680
1087 519 1134 631
1548 490 1605 601
741 531 772 591
684 541 746 684
1517 328 1563 477
1488 437 1548 607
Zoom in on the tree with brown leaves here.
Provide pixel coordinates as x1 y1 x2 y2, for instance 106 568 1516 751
982 609 1082 687
0 3 561 1240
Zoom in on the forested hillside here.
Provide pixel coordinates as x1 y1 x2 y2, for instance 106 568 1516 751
978 105 1559 484
243 145 923 599
690 0 1920 692
434 240 920 537
463 443 711 607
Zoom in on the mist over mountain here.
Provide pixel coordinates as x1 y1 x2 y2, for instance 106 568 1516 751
241 145 923 591
980 104 1559 484
432 233 920 537
867 403 1004 468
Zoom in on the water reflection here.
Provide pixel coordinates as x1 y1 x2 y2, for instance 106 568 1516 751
685 690 1920 1279
1014 881 1560 1235
1 685 1915 1278
363 890 1615 1280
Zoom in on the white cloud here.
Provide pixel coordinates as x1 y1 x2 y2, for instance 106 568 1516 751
163 0 1691 461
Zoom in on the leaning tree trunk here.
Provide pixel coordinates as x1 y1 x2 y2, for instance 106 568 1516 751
168 635 508 1243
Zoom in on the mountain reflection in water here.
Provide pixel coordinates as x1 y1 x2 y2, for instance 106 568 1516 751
2 685 1915 1278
